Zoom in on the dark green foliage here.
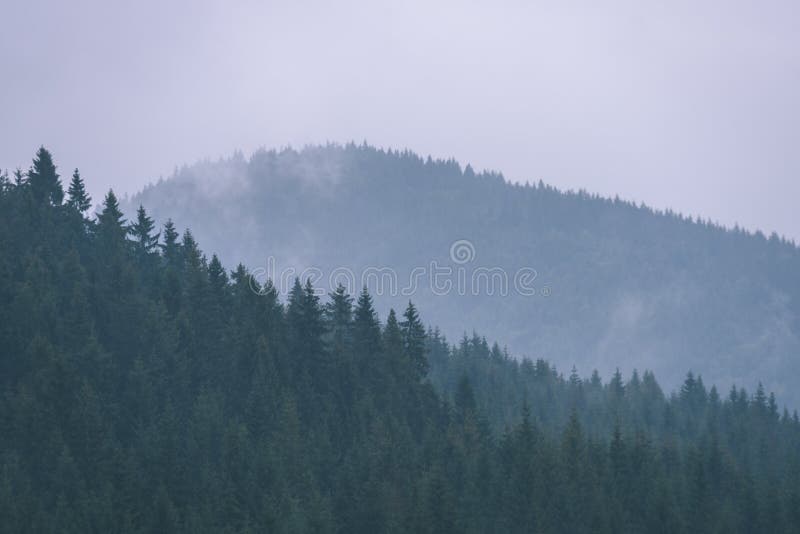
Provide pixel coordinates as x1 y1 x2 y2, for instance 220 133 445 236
27 146 63 206
130 205 160 255
96 190 127 245
353 286 381 359
66 169 91 213
1 149 799 533
401 301 428 380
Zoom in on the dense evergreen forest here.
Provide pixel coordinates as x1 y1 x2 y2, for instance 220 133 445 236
128 143 800 409
2 148 800 533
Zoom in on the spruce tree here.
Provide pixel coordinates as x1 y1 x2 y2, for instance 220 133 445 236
325 284 353 358
160 219 182 315
383 309 404 366
302 278 325 357
400 301 428 380
96 190 127 246
27 147 64 205
181 230 203 274
161 219 181 267
66 169 91 213
353 286 381 360
130 205 159 255
208 254 228 295
286 279 326 376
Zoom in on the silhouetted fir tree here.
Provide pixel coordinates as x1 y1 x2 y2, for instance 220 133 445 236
27 146 63 206
180 229 203 274
383 308 404 372
93 191 134 351
158 219 182 315
207 254 228 295
96 190 127 247
324 284 355 411
286 278 327 402
286 277 306 362
66 169 91 213
353 286 385 400
400 301 428 381
130 205 159 256
353 286 381 357
325 284 353 355
160 219 180 266
205 254 230 371
302 278 326 355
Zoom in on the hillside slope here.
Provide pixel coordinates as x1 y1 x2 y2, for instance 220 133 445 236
127 144 800 406
3 148 800 532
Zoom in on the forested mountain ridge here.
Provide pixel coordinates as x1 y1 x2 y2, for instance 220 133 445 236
2 148 799 532
126 143 800 408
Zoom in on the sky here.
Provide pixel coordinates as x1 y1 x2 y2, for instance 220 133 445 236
2 0 798 240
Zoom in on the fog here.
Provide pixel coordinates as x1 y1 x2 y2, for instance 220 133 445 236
1 0 798 240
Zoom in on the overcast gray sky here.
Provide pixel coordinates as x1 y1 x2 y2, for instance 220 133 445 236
2 0 798 240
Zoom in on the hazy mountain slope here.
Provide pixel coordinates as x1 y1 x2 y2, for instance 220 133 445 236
127 144 800 406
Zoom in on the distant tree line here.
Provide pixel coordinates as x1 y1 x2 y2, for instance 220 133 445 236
127 143 800 409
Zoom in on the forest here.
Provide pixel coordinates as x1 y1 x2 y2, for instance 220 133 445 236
1 148 800 533
128 143 800 409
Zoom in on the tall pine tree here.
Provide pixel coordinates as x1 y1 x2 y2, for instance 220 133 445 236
27 147 63 206
66 169 91 213
400 301 428 380
130 205 159 256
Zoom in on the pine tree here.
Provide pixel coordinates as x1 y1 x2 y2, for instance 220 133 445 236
302 278 325 356
160 219 182 315
96 190 127 246
27 147 64 205
286 279 326 379
325 284 353 358
66 169 91 213
383 309 404 364
353 287 381 360
208 254 228 295
130 205 159 255
161 219 181 267
609 368 625 399
181 230 203 274
400 301 428 380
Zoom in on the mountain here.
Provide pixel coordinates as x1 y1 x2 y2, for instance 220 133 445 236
3 148 800 532
127 143 800 407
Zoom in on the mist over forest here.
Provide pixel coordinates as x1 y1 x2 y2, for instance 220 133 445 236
128 143 800 408
2 148 800 531
3 1 800 529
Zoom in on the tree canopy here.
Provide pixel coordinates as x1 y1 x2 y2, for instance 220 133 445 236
1 149 799 533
